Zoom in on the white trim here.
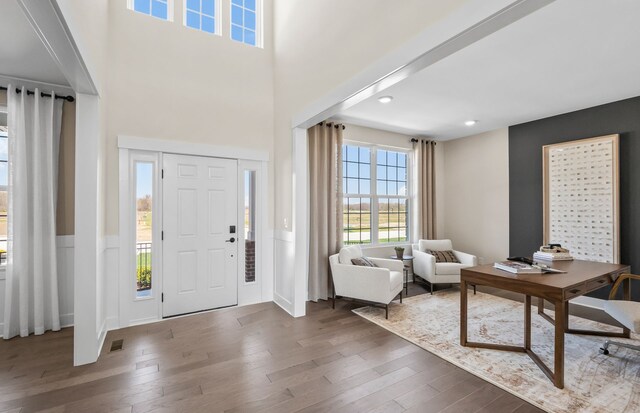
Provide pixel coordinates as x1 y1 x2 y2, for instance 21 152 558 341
20 0 98 94
342 143 411 246
118 135 269 162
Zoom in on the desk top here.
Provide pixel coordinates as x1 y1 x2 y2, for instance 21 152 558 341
462 260 629 291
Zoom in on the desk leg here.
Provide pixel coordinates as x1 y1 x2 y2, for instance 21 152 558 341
525 295 531 350
623 277 631 338
460 279 468 346
554 300 565 389
537 297 544 315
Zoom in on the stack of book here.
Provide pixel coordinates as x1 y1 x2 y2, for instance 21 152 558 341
533 246 574 262
494 261 541 274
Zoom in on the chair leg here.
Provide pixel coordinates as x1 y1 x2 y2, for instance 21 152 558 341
332 288 336 309
473 285 476 295
430 282 433 295
600 339 640 355
385 304 389 319
400 291 403 303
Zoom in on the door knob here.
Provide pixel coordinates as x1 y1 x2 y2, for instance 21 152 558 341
225 237 236 243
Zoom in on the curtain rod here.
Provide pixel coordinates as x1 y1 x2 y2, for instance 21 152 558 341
0 86 75 102
411 138 436 145
317 121 346 130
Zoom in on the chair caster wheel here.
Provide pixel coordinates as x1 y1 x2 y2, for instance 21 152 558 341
599 348 609 355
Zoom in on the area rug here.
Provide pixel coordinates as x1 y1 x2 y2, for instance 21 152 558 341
353 290 640 413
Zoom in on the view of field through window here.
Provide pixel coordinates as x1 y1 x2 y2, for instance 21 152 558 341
343 144 408 245
136 162 153 297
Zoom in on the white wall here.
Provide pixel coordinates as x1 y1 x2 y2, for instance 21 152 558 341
442 128 510 264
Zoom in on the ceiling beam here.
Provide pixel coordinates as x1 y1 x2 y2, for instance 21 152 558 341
292 0 555 130
16 0 97 95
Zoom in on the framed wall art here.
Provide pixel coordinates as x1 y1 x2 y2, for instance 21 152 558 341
543 134 620 263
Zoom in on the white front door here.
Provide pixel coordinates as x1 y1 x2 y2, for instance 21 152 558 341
162 154 238 317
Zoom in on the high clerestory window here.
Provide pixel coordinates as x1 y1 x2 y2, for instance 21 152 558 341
342 143 410 245
185 0 219 34
230 0 260 47
130 0 172 20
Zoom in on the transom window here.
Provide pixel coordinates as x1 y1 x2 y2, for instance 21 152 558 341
131 0 172 20
185 0 219 34
342 143 409 245
231 0 260 47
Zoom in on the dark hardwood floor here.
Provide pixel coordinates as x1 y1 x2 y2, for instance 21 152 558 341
0 284 544 413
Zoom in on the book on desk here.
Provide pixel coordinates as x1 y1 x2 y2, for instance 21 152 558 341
494 260 567 274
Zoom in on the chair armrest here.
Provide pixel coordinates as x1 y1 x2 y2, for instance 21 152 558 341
331 264 393 303
609 273 640 299
368 257 404 272
413 249 435 278
453 250 477 266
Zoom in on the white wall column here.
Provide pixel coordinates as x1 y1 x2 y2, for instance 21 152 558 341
73 93 105 365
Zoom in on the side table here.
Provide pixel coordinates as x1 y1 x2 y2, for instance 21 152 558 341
390 255 414 295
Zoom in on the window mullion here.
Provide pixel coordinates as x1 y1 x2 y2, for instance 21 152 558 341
371 148 378 245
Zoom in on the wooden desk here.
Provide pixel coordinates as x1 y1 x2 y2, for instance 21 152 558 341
460 260 631 389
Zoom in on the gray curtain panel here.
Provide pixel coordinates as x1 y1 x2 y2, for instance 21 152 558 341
415 139 437 240
308 122 343 301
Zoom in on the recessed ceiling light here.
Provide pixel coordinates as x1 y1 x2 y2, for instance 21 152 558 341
465 120 478 126
378 96 393 104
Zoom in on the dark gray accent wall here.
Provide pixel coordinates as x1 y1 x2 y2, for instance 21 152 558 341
509 96 640 300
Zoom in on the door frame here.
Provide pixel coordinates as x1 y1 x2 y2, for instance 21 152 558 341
117 135 270 328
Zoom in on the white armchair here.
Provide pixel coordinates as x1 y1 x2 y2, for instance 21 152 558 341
412 239 477 294
329 245 404 319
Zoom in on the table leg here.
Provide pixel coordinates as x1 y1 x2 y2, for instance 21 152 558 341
460 279 468 346
537 297 544 315
554 300 565 389
525 295 531 350
405 268 409 295
623 277 631 338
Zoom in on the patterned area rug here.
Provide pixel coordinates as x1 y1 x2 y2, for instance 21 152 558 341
353 290 640 413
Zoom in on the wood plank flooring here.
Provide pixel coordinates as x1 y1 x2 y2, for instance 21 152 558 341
0 284 543 412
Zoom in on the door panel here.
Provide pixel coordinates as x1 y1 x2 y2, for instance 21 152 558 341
163 154 238 317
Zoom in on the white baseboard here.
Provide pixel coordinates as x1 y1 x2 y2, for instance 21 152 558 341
274 291 293 315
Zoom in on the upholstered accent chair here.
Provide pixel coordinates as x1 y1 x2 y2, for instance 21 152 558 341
600 273 640 355
329 245 404 319
412 239 478 294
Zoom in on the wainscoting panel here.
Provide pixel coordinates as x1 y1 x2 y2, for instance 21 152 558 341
273 230 295 315
105 236 120 331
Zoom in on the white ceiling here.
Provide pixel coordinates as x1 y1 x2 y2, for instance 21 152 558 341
0 0 69 87
334 0 640 141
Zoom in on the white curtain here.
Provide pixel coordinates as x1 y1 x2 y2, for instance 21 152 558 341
3 86 62 339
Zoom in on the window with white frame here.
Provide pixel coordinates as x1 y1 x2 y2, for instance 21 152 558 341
130 0 172 21
185 0 219 34
230 0 260 47
342 143 409 245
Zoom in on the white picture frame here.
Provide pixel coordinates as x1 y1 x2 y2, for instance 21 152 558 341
543 134 620 263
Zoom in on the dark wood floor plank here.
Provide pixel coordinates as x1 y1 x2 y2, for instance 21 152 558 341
0 283 543 413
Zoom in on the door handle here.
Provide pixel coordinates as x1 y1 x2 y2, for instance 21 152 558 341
225 237 236 243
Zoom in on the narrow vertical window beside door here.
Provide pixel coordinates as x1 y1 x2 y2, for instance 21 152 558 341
0 122 7 265
244 170 256 283
135 162 153 298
